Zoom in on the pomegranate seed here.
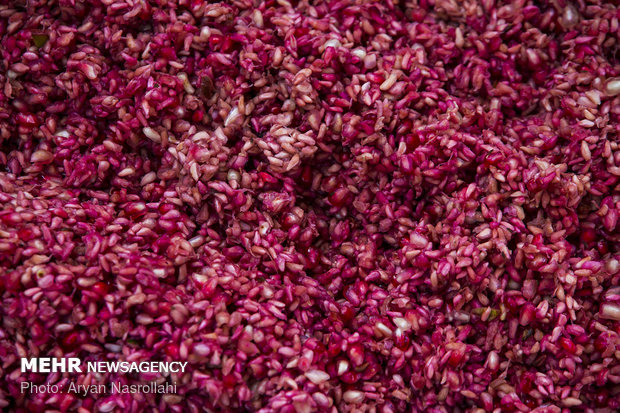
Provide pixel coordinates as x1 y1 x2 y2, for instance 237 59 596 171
394 333 410 350
59 331 80 352
305 247 321 270
558 337 577 354
522 394 538 409
519 372 536 394
165 343 179 358
597 240 609 254
300 164 313 185
17 113 39 126
327 335 342 357
339 305 355 323
281 212 300 230
192 110 204 122
328 187 350 208
594 388 609 407
340 371 359 384
222 373 237 389
361 363 379 380
484 151 503 166
91 282 109 296
504 296 521 313
159 302 172 315
594 333 611 353
347 343 364 367
98 308 113 321
258 172 278 184
580 228 596 244
399 154 416 175
519 303 536 325
532 233 543 245
448 350 465 367
405 133 420 151
158 203 175 214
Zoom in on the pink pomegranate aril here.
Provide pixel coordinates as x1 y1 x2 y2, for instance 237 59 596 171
347 343 365 367
519 303 537 326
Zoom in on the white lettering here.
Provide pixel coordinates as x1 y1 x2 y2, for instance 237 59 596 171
39 358 51 373
21 358 37 373
111 381 122 393
20 382 60 393
51 358 65 372
68 358 82 372
107 361 121 373
79 360 187 374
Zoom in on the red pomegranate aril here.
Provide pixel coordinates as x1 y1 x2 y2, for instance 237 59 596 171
361 363 379 380
340 371 359 384
16 113 39 126
405 133 420 151
580 228 596 244
300 164 313 185
304 247 321 270
448 350 465 367
519 372 536 394
558 337 577 354
91 282 108 296
594 388 609 407
522 394 538 409
98 308 113 321
258 172 278 185
17 227 35 241
394 332 410 350
504 296 521 313
499 396 518 413
164 343 179 358
59 331 80 352
338 305 356 323
192 110 204 122
483 151 503 166
158 302 172 316
222 374 237 389
281 212 300 230
594 333 612 353
328 187 349 208
158 203 175 214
